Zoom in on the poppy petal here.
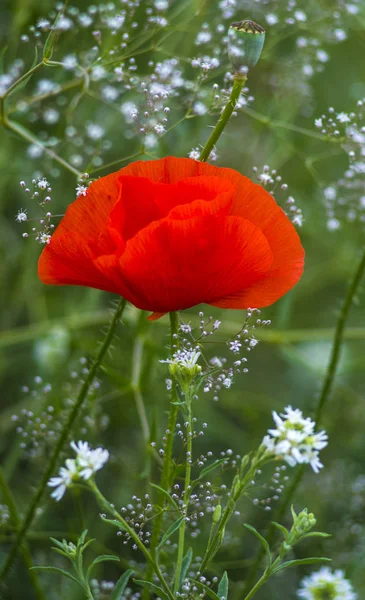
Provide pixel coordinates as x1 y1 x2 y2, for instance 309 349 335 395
118 215 273 313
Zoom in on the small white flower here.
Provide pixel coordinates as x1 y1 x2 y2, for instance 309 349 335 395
213 320 221 330
294 10 307 21
180 323 192 333
298 567 357 599
77 447 110 480
229 340 242 354
324 186 337 201
76 184 88 197
48 441 109 501
48 459 78 501
266 13 278 25
37 178 49 190
314 118 323 129
38 233 51 244
189 148 200 160
337 112 351 123
263 406 328 473
16 209 27 223
86 123 104 140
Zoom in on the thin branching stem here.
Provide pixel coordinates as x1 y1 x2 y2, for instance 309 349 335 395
0 298 127 584
245 246 365 591
0 468 45 600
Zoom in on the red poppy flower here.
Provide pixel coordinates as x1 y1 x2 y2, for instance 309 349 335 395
38 157 304 319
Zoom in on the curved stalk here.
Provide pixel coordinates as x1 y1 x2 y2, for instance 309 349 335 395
0 298 127 584
245 246 365 591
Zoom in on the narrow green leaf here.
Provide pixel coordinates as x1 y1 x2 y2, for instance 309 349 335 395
86 555 120 581
301 532 332 540
43 11 63 61
189 579 220 600
110 569 134 600
271 521 289 540
100 514 128 532
244 524 271 567
150 483 178 510
272 557 331 575
157 516 184 552
179 547 193 589
134 579 170 600
218 571 229 600
30 566 83 588
198 459 227 480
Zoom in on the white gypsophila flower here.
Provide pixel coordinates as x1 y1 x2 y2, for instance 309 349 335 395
263 406 328 473
297 567 357 600
16 209 27 223
37 178 49 190
161 349 201 369
337 112 351 123
47 458 78 501
76 184 88 197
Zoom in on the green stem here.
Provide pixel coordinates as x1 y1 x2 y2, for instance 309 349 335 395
199 453 267 575
199 74 247 162
4 118 82 177
131 321 150 443
0 62 44 99
0 298 127 585
143 311 179 600
243 571 268 600
174 399 193 593
245 245 365 591
89 481 174 600
0 468 45 600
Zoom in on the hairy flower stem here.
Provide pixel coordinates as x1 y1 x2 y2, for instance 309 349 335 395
199 74 247 162
88 481 174 600
174 397 193 593
0 298 127 585
245 246 365 592
143 312 179 600
0 468 45 600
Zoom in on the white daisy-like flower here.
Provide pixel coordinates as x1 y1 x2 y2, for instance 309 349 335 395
16 209 27 223
48 441 109 501
298 567 357 599
47 458 78 501
263 406 328 472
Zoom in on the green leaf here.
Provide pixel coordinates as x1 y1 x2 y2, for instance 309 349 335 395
271 522 289 540
43 11 63 61
218 571 229 600
272 557 331 575
150 483 179 510
244 524 271 568
86 555 120 581
110 569 134 600
134 579 170 600
157 516 184 552
100 514 128 532
301 532 332 540
189 579 220 600
30 566 83 588
179 547 193 589
197 459 227 480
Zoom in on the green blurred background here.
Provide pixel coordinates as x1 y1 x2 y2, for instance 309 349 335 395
1 0 365 598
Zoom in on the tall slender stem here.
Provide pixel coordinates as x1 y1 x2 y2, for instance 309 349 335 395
245 246 365 591
0 62 44 99
142 311 179 600
88 481 174 600
199 74 247 162
174 399 193 593
0 468 45 600
0 298 127 584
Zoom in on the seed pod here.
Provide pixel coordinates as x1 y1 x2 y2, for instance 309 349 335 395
228 20 265 74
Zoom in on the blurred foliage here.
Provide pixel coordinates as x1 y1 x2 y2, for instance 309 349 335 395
1 0 365 599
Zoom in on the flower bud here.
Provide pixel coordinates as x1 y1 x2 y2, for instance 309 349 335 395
212 504 222 525
228 20 265 74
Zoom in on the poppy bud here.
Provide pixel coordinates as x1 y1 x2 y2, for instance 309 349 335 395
228 20 265 74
